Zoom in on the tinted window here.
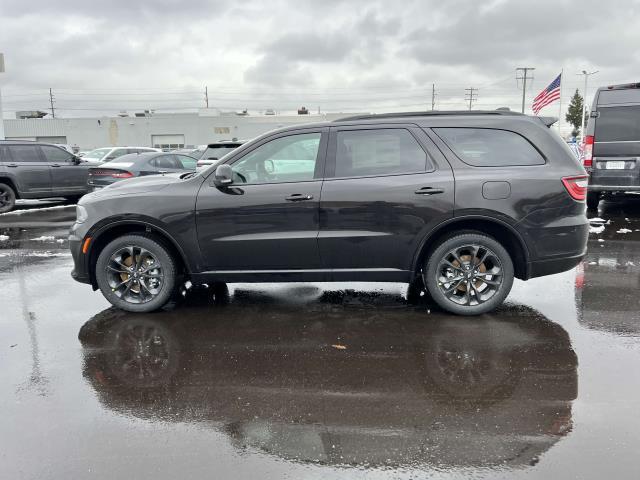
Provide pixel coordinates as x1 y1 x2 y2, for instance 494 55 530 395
40 145 72 163
231 133 321 184
202 145 241 161
176 155 197 170
7 145 40 163
335 129 427 177
596 106 640 142
152 155 180 169
434 128 545 167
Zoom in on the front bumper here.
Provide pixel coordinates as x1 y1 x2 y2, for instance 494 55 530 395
69 224 92 285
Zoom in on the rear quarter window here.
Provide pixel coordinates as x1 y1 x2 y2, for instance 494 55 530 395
434 128 545 167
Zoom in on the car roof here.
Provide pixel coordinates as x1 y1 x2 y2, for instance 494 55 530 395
0 140 66 148
205 141 244 147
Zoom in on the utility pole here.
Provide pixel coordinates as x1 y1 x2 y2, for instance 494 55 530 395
464 87 478 110
431 83 436 111
49 88 55 118
0 53 5 140
516 67 535 113
204 86 209 108
578 70 598 142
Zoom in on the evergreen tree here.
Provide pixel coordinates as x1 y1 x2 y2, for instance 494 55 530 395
566 89 587 138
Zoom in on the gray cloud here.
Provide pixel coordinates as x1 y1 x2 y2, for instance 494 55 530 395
1 0 639 121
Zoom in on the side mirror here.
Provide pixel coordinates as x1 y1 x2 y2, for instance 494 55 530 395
214 164 234 186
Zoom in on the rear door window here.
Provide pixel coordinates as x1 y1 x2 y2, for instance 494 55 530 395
152 155 180 170
595 106 640 142
334 128 428 177
434 128 545 166
7 145 41 163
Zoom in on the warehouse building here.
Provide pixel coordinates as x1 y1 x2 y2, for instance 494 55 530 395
2 109 356 151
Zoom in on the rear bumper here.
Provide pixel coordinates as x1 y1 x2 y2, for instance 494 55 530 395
528 252 586 279
588 185 640 192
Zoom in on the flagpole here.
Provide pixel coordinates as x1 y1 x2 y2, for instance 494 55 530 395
558 68 563 137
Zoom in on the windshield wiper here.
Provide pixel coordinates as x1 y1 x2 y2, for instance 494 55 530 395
180 172 198 179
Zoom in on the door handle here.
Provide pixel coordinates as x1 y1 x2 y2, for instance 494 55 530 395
158 170 169 174
7 164 18 168
51 164 61 168
415 187 444 195
285 193 313 202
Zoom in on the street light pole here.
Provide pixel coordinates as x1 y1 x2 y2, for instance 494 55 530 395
0 53 5 140
579 69 598 142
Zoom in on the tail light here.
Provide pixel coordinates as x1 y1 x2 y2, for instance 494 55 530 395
89 169 134 178
583 135 594 168
562 175 589 201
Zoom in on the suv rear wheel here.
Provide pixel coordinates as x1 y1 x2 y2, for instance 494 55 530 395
0 183 16 214
95 234 177 312
424 233 514 316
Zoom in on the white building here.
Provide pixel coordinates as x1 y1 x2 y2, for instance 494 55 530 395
2 109 358 150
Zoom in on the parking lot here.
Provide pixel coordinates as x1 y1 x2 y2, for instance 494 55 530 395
1 198 639 479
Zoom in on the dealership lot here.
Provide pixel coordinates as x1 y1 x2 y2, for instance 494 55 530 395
0 199 639 479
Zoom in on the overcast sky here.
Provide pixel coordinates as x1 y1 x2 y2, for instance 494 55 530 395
1 0 640 129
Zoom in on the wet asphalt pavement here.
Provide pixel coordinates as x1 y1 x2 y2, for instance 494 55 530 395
1 198 640 479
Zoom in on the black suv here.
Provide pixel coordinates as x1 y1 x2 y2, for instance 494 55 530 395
0 140 90 213
69 111 589 315
583 82 640 210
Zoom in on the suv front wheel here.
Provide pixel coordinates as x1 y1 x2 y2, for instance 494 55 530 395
424 233 514 315
95 234 177 312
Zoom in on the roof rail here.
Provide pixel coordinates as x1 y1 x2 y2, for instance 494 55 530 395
334 110 525 122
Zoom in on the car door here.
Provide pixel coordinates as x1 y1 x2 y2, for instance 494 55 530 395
5 144 52 194
195 128 327 273
318 124 455 280
40 145 88 193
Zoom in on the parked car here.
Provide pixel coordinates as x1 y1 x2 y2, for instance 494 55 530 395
87 152 197 190
81 146 160 164
0 140 92 213
195 141 244 169
69 110 589 315
584 82 640 210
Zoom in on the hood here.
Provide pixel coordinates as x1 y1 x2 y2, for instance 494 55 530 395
83 173 197 201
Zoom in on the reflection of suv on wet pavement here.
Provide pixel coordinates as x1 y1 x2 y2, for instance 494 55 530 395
0 140 92 213
69 111 589 315
584 82 640 210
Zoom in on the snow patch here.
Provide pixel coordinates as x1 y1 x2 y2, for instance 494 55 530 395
588 217 606 223
31 236 56 241
0 205 73 216
0 235 9 241
598 239 605 242
617 228 632 234
589 225 605 234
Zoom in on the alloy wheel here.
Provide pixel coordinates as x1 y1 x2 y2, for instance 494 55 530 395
435 244 503 307
105 245 164 304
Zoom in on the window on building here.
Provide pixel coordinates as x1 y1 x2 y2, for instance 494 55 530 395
434 128 545 166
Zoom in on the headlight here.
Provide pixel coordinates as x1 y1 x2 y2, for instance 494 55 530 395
76 205 88 223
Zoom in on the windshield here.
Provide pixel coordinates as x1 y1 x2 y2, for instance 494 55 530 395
82 148 112 160
200 145 242 160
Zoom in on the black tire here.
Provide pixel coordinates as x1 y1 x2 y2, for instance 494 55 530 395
424 232 514 316
0 183 17 214
95 234 177 313
586 191 600 211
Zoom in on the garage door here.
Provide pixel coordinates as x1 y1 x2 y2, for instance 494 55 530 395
152 134 185 151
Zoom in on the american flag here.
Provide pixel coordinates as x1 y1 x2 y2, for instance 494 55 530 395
532 73 562 114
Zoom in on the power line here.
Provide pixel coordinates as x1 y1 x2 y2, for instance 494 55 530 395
516 67 535 113
464 87 478 110
49 88 55 118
